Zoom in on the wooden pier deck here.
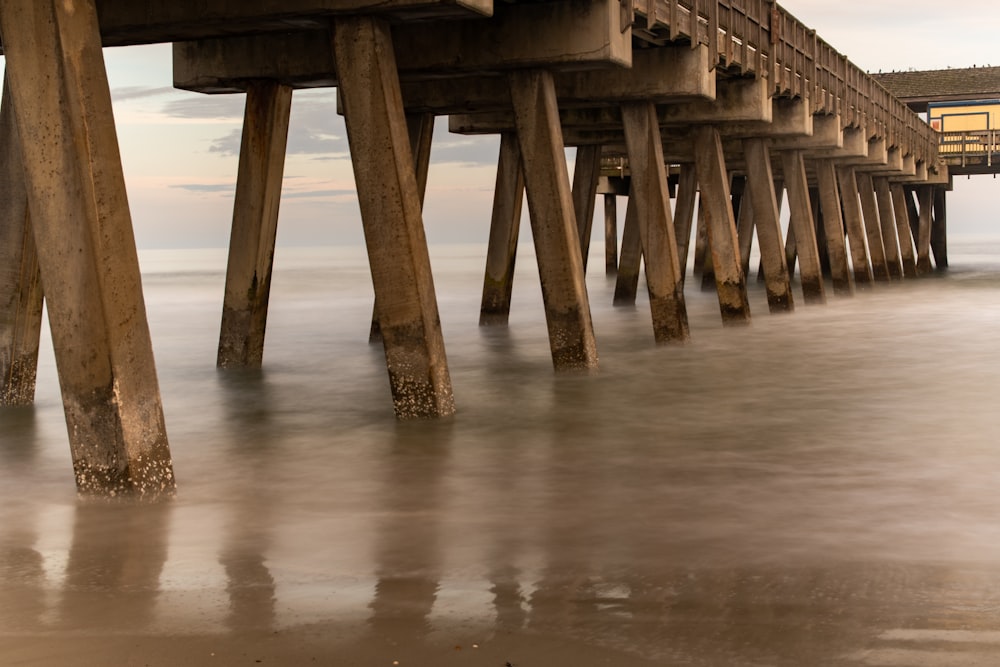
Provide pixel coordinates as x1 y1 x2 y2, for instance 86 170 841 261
0 0 952 497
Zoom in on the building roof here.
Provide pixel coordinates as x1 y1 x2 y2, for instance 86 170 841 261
873 66 1000 112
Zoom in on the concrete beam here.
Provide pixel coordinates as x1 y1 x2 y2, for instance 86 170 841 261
0 75 43 407
621 101 689 343
743 138 794 312
773 113 842 150
175 0 631 93
449 78 769 136
333 16 456 418
0 0 175 497
807 126 867 160
693 126 751 325
94 0 494 47
509 69 599 370
480 133 524 326
217 81 292 369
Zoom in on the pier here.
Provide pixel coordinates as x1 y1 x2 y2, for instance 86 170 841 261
0 0 955 497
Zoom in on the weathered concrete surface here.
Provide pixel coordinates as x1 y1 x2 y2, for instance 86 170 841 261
814 160 853 296
672 164 698 279
603 194 618 275
509 69 598 370
0 0 175 497
781 151 826 305
916 185 934 275
743 139 794 313
874 176 904 279
890 183 919 278
837 165 874 288
621 102 689 343
856 171 891 281
174 0 630 94
480 133 524 327
693 126 751 325
931 188 949 269
332 16 455 418
370 111 435 343
217 81 292 369
572 145 602 270
0 76 44 408
613 195 642 306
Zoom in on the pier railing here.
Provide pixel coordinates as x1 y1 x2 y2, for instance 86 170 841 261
629 0 939 164
939 130 1000 169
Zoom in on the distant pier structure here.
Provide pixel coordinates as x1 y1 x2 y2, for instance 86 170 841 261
0 0 951 497
875 66 1000 176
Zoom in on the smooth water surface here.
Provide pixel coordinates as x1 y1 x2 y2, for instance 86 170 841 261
3 239 1000 666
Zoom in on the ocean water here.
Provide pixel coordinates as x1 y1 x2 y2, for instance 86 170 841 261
3 237 1000 665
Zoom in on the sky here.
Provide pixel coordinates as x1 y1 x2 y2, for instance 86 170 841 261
3 0 999 248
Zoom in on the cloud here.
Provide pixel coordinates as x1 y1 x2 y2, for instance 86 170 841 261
170 183 235 194
162 95 246 121
282 188 356 199
112 86 175 102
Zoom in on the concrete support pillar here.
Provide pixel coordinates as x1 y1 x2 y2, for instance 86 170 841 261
890 183 919 278
604 194 618 276
693 126 751 325
673 164 698 282
217 81 293 368
758 180 783 283
333 17 455 417
916 185 934 275
572 145 602 271
780 151 826 304
370 111 435 342
812 187 831 277
814 160 853 296
692 195 709 278
932 187 949 269
480 132 525 326
736 178 755 278
873 176 904 279
0 0 175 496
613 195 641 306
621 102 689 343
837 165 874 287
508 69 598 369
743 139 794 313
0 75 44 407
856 171 891 281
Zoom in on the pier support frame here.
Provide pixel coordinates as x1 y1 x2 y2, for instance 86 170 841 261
603 194 618 275
837 165 874 287
915 185 934 275
673 164 698 281
873 176 903 279
890 183 919 278
693 126 751 325
814 159 852 296
781 150 826 304
932 187 949 269
613 195 641 306
480 132 524 326
370 111 436 342
0 0 175 496
333 17 455 417
856 171 891 281
217 81 293 368
0 76 44 407
508 69 598 369
572 145 602 271
743 139 794 312
621 102 689 343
